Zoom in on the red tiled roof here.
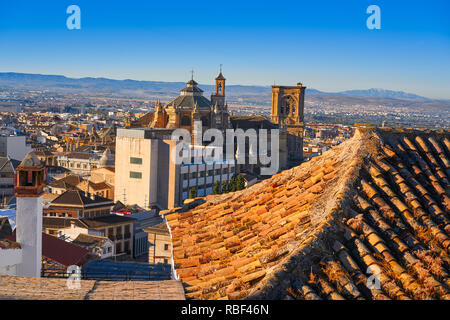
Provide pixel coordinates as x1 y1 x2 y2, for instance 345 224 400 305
8 233 89 267
166 128 450 300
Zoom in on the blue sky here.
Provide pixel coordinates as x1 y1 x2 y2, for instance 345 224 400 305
0 0 449 99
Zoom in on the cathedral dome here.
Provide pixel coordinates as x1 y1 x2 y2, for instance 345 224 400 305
167 78 212 111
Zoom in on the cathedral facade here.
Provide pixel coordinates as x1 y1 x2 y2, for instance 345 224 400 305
149 71 230 132
131 73 306 175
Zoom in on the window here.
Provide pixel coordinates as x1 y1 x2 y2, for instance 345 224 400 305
164 244 169 251
164 259 169 264
130 157 142 165
130 171 142 179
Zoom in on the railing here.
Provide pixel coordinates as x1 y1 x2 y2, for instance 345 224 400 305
41 268 171 281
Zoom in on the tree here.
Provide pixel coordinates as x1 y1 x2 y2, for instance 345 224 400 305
212 180 221 195
221 182 229 194
236 174 245 191
229 175 237 192
189 187 197 199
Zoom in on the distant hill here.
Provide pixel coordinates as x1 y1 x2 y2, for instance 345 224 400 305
0 72 437 102
335 88 429 101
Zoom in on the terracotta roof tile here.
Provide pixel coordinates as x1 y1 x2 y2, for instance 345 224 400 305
0 274 185 300
165 128 449 300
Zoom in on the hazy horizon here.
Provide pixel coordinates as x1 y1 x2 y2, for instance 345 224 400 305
2 70 447 101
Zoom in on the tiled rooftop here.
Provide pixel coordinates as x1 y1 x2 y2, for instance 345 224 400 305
165 128 450 300
0 274 185 300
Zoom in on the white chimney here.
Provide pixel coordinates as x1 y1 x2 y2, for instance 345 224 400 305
14 152 45 278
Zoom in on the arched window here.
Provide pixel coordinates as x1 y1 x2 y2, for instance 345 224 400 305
282 96 295 115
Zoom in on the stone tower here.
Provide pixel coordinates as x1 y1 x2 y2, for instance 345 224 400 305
14 152 46 277
151 99 166 128
270 83 306 162
211 67 230 129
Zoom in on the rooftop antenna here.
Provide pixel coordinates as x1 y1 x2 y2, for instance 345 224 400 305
190 69 194 80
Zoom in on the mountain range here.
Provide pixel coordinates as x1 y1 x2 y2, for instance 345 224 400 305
0 72 437 103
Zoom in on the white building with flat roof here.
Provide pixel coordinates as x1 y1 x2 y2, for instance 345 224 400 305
0 135 33 161
115 128 235 210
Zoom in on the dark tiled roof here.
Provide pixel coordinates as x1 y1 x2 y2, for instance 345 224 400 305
53 174 84 187
166 128 450 300
169 95 211 110
79 215 136 229
0 156 15 174
48 179 80 190
65 152 98 160
50 190 113 208
215 72 226 80
72 233 109 247
43 217 85 229
230 115 278 130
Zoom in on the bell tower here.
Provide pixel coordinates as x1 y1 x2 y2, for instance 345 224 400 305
14 151 46 277
211 66 226 107
271 82 306 163
211 65 229 129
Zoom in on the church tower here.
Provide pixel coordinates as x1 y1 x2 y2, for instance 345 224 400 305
151 99 166 128
270 82 306 163
211 66 229 129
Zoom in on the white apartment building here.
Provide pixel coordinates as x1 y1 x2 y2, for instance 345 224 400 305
0 135 33 161
115 128 235 209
